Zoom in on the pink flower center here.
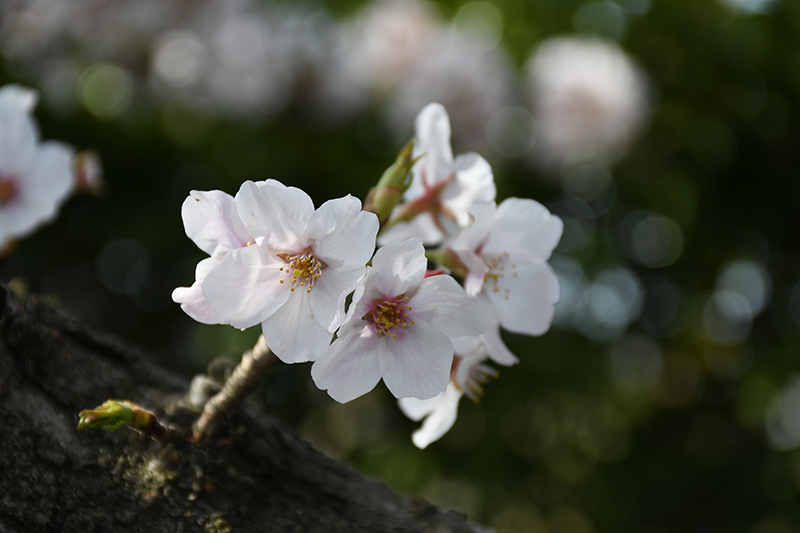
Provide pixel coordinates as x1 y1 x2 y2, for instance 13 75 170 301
277 252 326 293
394 168 457 232
0 174 19 206
365 295 415 338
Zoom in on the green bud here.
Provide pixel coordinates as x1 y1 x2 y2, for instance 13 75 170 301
77 400 152 433
425 248 468 279
364 139 420 226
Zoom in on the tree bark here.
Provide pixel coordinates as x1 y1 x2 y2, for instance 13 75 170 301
0 285 491 533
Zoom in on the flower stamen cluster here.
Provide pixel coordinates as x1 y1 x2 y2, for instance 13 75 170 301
484 252 515 300
449 354 497 401
367 296 415 338
278 252 325 293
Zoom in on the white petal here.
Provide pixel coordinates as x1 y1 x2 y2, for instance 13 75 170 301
455 250 489 296
378 321 454 400
172 257 219 324
260 289 333 363
377 213 445 246
310 326 383 403
307 195 378 270
486 261 560 336
444 153 496 227
0 103 36 174
370 239 428 296
481 327 519 366
449 201 497 252
413 103 454 187
204 244 291 329
485 198 563 260
409 275 487 338
451 336 491 385
481 319 518 366
24 141 74 203
181 190 251 257
235 180 313 251
0 84 38 112
310 267 366 332
397 394 441 422
3 141 74 239
410 384 463 449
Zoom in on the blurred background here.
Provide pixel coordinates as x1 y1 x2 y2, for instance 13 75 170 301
2 0 800 531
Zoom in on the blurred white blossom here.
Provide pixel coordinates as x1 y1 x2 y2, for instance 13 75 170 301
311 0 440 121
525 36 649 169
387 27 514 148
0 84 74 248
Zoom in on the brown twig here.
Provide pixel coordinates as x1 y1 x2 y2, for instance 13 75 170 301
191 335 278 444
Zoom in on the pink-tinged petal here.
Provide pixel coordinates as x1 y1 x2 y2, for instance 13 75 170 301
409 384 462 449
449 202 497 252
455 250 489 296
310 267 366 332
181 190 251 256
235 180 313 252
410 275 486 338
203 244 290 329
444 153 496 227
260 289 333 363
172 258 219 324
378 321 453 399
307 195 378 270
486 261 560 336
371 239 428 295
485 198 563 260
311 326 383 403
377 213 445 246
481 319 518 366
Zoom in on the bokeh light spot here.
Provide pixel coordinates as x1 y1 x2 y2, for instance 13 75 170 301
77 63 133 119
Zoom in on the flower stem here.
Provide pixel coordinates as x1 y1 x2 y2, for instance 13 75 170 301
191 335 278 444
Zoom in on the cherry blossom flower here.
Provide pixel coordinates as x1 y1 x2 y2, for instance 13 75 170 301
379 103 496 246
445 198 563 365
310 238 486 403
200 180 379 364
524 37 649 169
0 84 74 249
398 336 497 449
172 188 254 324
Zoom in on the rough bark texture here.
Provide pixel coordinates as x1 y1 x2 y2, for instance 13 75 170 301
0 285 490 533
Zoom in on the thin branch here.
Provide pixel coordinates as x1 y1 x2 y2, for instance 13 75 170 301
191 335 278 444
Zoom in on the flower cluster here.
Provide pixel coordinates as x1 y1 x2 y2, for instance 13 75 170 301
174 102 562 448
0 84 80 251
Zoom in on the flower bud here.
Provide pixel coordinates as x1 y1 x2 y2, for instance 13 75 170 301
364 139 418 226
77 399 151 432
